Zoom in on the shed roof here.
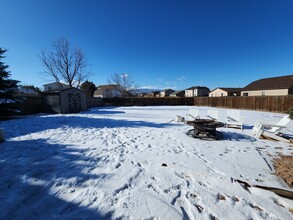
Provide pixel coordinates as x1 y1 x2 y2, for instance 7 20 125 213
243 75 293 91
42 87 85 94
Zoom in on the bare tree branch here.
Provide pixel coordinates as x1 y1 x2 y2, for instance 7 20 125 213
108 73 136 97
40 37 90 88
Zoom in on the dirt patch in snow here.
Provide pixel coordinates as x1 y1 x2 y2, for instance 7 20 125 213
273 155 293 188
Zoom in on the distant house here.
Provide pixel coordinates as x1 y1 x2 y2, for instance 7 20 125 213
94 84 122 98
241 75 293 96
42 87 87 114
170 90 185 97
185 86 210 97
18 87 39 95
209 88 242 97
137 93 147 97
145 91 161 97
160 89 175 97
43 82 69 91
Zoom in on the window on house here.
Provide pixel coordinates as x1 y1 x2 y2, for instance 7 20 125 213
261 91 265 96
221 93 224 97
242 92 248 96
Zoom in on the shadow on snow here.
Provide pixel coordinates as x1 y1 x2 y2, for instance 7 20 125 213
0 138 112 219
1 112 179 139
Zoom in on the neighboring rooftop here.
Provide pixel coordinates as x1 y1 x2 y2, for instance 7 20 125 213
186 86 209 90
43 82 68 87
96 84 119 89
243 75 293 91
210 87 242 93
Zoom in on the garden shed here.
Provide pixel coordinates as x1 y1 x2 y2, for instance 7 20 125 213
42 88 87 114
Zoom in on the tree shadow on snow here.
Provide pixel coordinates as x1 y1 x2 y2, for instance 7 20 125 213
1 113 179 139
87 107 126 115
0 138 113 219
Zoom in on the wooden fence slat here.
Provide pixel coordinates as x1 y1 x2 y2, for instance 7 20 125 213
102 96 293 113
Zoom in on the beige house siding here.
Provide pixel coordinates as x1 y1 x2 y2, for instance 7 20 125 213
185 90 194 97
209 88 228 97
43 82 69 91
241 89 289 96
94 88 122 98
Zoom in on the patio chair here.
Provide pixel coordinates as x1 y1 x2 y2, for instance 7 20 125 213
252 115 291 143
225 110 244 130
186 109 200 121
206 109 219 121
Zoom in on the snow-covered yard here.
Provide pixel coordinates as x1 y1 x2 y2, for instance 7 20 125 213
0 106 292 219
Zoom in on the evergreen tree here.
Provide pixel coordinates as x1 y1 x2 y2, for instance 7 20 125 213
0 48 20 119
80 80 96 97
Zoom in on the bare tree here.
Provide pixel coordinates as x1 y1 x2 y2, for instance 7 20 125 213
108 73 136 97
40 37 90 88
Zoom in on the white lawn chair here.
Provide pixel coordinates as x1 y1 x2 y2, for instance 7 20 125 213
252 115 291 143
226 110 244 130
186 109 200 121
206 109 219 121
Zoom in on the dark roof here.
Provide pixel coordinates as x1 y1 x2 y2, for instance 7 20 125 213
43 82 68 87
170 90 185 95
186 86 209 90
42 87 85 94
96 84 119 90
243 75 293 91
162 89 175 92
210 87 242 93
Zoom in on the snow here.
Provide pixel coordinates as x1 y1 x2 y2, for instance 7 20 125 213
0 98 17 104
0 106 292 219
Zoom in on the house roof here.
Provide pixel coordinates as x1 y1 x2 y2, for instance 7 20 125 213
43 82 68 87
243 75 293 91
170 90 185 95
162 89 175 92
185 86 209 90
210 87 242 93
96 84 119 90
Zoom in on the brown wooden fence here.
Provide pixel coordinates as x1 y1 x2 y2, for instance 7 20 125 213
102 97 194 106
102 96 293 113
193 96 293 112
14 95 43 115
7 95 293 115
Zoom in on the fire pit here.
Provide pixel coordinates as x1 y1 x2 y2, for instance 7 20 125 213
186 119 225 140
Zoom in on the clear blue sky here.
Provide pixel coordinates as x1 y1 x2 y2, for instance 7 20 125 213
1 0 293 91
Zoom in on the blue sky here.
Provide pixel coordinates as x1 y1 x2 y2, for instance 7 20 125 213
1 0 293 90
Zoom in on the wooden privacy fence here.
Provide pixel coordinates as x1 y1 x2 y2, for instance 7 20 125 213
14 95 43 115
194 96 293 113
6 95 293 115
102 96 293 113
86 97 103 108
102 97 194 106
